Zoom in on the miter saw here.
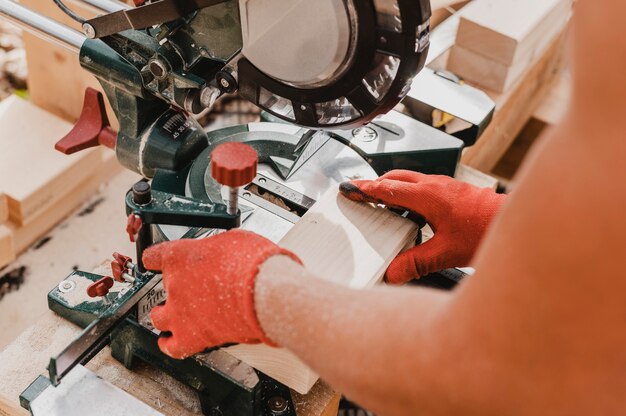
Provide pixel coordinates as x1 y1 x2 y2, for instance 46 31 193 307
0 0 494 414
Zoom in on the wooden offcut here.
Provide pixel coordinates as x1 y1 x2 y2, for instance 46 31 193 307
0 96 102 226
0 193 7 224
227 188 419 394
448 0 571 93
0 224 15 270
461 30 568 172
454 0 571 66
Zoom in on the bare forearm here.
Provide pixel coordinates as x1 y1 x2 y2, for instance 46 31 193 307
255 255 452 415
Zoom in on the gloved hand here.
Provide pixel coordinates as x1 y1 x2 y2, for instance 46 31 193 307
340 170 506 284
143 229 301 359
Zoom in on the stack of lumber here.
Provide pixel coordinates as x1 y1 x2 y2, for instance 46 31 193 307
0 95 120 269
424 0 573 174
447 0 572 93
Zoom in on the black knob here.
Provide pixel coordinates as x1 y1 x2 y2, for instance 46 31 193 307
132 181 152 205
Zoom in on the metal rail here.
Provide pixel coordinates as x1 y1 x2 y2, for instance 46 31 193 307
0 0 85 53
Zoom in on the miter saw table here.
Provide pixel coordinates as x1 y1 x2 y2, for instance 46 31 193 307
0 0 496 414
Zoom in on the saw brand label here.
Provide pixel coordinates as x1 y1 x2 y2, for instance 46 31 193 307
138 280 166 334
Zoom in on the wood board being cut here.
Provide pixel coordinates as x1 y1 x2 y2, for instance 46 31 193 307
226 188 418 394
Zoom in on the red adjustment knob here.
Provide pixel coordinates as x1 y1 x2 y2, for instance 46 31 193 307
126 214 143 243
211 143 258 187
133 0 146 6
112 252 133 268
87 276 114 298
55 88 117 155
111 261 127 283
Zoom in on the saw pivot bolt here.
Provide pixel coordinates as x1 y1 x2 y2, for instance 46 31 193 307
211 143 258 216
86 276 114 305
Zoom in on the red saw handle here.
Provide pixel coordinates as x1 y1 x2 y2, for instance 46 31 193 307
55 88 117 155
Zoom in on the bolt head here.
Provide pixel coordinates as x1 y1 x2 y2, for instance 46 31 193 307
83 23 96 39
267 396 288 415
149 59 169 80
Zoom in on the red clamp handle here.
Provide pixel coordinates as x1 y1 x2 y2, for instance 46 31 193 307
55 88 117 155
111 261 128 283
87 276 114 298
211 142 258 187
126 214 143 243
112 252 133 269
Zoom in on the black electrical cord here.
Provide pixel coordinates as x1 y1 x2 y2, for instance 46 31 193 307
53 0 87 24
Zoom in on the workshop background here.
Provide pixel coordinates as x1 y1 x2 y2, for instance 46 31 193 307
0 0 572 415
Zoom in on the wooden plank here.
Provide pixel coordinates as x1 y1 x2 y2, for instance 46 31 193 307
0 95 103 226
448 43 538 93
533 72 572 125
455 164 498 190
0 194 7 224
430 1 471 30
226 188 418 394
448 0 570 93
7 150 121 254
20 0 118 126
0 267 339 416
0 224 15 270
455 0 571 67
460 30 568 172
492 118 547 181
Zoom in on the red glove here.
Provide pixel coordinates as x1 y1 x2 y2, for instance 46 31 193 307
340 170 506 284
143 229 301 359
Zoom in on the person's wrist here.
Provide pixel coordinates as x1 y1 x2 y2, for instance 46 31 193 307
253 254 306 346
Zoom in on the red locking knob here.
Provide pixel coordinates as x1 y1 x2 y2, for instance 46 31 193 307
112 252 133 268
55 88 117 155
111 261 127 283
87 276 114 298
211 143 258 187
126 214 143 243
